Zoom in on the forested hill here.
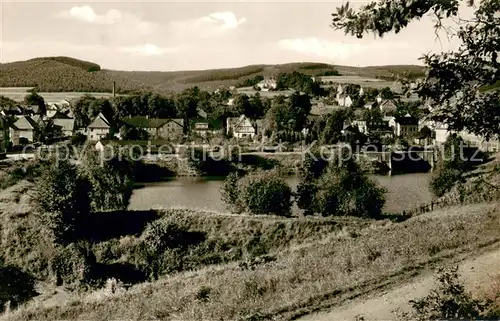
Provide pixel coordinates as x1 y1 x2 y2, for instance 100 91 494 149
0 56 426 93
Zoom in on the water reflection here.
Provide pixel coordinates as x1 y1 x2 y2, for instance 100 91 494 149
128 173 432 214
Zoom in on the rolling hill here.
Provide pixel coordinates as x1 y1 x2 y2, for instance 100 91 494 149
0 56 426 94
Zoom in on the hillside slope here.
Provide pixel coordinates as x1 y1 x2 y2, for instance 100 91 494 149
0 56 426 93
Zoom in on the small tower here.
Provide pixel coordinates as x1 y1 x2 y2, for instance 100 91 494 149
112 81 116 97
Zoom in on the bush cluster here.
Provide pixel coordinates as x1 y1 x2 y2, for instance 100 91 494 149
429 134 468 197
221 171 292 216
296 154 386 217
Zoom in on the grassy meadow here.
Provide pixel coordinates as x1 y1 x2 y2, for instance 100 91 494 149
3 199 500 321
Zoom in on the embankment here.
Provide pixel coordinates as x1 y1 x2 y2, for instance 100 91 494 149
6 199 500 321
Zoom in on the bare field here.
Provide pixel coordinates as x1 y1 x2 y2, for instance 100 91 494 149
236 87 295 97
0 87 117 103
319 75 403 91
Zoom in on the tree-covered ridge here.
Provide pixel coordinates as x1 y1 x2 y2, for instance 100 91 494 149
0 56 425 93
0 59 149 93
332 0 500 139
28 56 101 72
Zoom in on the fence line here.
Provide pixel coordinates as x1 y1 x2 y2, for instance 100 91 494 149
397 182 500 218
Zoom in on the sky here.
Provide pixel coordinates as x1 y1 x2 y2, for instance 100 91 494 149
0 0 471 71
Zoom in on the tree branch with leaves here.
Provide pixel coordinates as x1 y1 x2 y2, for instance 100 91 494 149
332 0 500 139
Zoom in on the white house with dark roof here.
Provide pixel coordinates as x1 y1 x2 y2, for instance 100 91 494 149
53 118 76 137
256 78 277 91
226 115 256 139
394 113 419 138
87 113 111 141
12 116 39 142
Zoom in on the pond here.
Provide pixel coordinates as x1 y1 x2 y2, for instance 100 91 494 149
128 173 433 214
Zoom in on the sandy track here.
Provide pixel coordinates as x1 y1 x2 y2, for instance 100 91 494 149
298 249 500 321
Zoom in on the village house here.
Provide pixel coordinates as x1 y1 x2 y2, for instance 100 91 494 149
364 101 376 110
256 78 277 91
367 118 393 137
197 108 208 119
335 84 353 107
1 105 24 117
394 113 419 138
379 100 398 114
337 95 353 107
121 116 184 140
226 115 256 139
12 116 38 143
343 119 368 134
433 122 499 151
87 113 111 141
24 105 44 116
191 118 223 137
52 117 76 137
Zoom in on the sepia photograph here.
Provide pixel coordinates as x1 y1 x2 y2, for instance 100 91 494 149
0 0 499 320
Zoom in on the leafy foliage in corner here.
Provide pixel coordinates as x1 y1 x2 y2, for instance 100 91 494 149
398 267 495 320
331 0 500 139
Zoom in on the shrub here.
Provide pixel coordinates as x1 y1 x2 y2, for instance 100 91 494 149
33 159 92 243
0 263 38 311
398 268 494 320
429 163 463 197
48 242 96 287
296 158 386 217
221 171 292 216
354 178 386 218
220 172 243 212
295 181 318 216
79 152 134 212
138 218 206 279
237 171 292 216
141 220 187 255
70 133 87 146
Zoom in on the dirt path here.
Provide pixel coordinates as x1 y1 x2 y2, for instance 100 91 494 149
298 249 500 321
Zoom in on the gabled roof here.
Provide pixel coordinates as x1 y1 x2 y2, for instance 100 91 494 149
88 113 111 129
53 118 75 132
31 115 43 124
2 105 24 115
191 118 222 130
197 108 208 119
121 116 184 129
26 105 41 114
14 116 38 130
395 113 419 125
231 115 255 131
46 110 58 118
51 110 72 119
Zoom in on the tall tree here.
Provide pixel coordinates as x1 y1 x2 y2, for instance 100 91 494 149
231 94 251 116
24 90 46 116
331 0 500 139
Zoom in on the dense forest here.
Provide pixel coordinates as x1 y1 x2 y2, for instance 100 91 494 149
0 56 426 93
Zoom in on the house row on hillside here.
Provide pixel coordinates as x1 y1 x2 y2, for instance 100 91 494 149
343 113 420 140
